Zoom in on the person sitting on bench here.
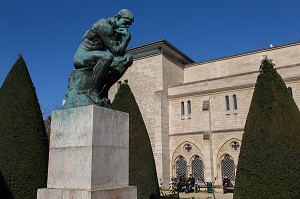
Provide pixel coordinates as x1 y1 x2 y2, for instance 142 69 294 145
185 174 195 193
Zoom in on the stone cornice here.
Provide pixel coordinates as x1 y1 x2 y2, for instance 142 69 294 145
127 39 195 64
169 128 244 136
168 83 256 99
169 131 203 136
185 41 300 67
172 62 300 88
212 128 244 133
168 62 300 99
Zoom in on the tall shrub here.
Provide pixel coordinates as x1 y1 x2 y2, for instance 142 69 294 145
112 83 160 199
0 56 49 199
233 58 300 199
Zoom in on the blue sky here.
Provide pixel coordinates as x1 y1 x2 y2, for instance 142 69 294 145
1 0 300 114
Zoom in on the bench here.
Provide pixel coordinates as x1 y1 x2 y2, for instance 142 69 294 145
227 186 234 193
195 183 235 193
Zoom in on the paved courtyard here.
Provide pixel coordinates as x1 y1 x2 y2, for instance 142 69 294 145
179 191 233 199
163 189 233 199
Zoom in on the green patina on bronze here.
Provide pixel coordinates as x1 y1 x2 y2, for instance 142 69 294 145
63 9 134 109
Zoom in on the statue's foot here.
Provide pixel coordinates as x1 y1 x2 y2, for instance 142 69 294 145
88 91 101 105
99 98 112 109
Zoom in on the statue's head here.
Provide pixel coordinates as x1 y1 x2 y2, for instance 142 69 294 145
116 9 134 22
114 9 134 29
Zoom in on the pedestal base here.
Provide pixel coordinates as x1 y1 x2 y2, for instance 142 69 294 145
48 106 129 190
37 186 137 199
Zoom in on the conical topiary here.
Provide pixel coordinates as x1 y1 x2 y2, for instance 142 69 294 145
0 56 49 199
233 58 300 199
0 171 13 198
112 83 160 199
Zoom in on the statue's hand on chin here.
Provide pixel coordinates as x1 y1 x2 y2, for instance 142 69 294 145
115 28 129 36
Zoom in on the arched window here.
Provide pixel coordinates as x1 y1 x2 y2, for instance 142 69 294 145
225 95 230 112
181 101 185 116
221 154 235 183
192 155 204 182
187 100 191 116
176 156 187 177
233 94 237 112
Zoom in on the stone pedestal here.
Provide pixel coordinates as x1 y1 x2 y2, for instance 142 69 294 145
37 105 137 199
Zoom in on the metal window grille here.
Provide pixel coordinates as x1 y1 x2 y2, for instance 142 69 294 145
192 155 204 182
221 154 235 182
176 156 187 177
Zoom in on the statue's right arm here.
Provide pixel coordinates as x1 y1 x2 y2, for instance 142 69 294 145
96 21 131 56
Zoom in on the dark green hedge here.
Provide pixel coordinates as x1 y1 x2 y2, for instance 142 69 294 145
233 58 300 199
0 56 49 199
112 83 160 199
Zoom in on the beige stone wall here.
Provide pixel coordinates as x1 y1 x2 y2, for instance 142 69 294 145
212 131 243 185
109 54 163 151
109 41 300 187
169 134 205 176
210 88 254 131
169 95 210 134
109 52 186 185
156 54 185 184
184 43 300 83
168 42 300 185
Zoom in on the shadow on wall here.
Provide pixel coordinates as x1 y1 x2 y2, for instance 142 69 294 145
0 171 14 199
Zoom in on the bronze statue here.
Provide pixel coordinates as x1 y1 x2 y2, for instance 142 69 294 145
63 9 134 109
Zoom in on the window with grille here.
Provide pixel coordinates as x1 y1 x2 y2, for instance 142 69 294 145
176 156 187 177
192 155 204 182
221 154 235 182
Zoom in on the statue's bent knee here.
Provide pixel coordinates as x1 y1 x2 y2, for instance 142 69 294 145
111 54 133 71
93 52 114 70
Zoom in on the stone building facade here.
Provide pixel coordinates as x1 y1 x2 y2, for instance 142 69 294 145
108 39 300 186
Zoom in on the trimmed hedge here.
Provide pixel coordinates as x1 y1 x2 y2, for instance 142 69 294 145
0 56 49 199
233 58 300 199
112 83 160 199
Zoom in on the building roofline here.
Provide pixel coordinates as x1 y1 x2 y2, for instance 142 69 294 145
186 40 300 67
127 39 195 64
128 39 300 67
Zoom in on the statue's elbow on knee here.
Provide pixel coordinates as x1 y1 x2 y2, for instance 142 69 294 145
125 54 133 67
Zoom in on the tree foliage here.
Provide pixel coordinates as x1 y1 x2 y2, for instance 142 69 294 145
0 56 49 199
233 58 300 199
44 115 51 142
112 83 160 199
